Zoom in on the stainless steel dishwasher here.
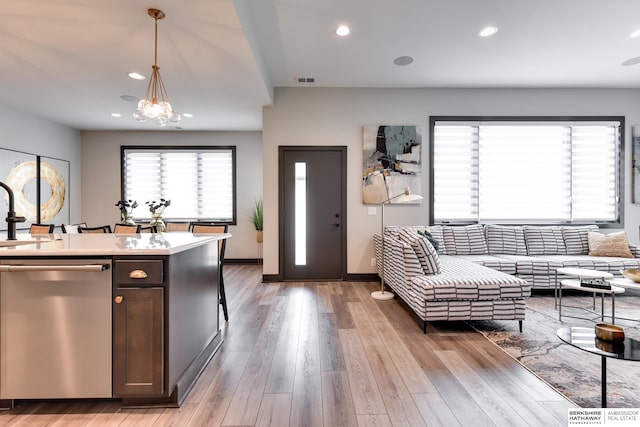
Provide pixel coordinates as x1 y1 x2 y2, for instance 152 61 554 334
0 259 112 399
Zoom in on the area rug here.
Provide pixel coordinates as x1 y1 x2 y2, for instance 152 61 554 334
472 291 640 408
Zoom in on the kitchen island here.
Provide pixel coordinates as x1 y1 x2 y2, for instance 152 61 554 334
0 232 230 409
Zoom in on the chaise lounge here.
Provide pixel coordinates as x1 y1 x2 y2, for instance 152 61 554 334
374 224 640 333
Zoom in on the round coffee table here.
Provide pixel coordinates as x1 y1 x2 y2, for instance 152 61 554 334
555 268 622 323
557 326 640 408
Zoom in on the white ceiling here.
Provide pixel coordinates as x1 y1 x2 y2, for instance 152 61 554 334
2 0 640 131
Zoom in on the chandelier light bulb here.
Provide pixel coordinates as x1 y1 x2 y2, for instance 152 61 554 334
132 110 147 122
169 112 182 124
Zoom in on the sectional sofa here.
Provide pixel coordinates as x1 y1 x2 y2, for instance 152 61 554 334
373 224 640 333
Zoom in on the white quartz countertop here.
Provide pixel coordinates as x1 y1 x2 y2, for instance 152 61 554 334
0 232 231 256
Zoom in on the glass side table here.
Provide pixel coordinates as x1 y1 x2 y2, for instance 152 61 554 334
555 268 622 323
557 326 640 408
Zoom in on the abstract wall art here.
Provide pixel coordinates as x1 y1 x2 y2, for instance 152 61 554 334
362 125 422 204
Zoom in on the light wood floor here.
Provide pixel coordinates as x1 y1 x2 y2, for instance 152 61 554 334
0 265 575 426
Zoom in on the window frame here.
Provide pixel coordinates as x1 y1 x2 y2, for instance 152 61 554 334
120 145 237 225
428 116 625 228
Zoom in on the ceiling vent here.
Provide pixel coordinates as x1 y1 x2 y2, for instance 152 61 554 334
295 77 315 84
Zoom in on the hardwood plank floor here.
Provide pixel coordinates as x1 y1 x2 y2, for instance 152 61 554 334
0 265 576 426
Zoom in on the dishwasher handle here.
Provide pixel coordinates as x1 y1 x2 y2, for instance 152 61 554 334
0 264 110 272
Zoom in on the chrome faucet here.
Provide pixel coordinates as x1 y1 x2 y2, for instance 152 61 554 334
0 181 26 240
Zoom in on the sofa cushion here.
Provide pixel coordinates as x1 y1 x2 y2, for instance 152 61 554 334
497 254 562 276
587 231 633 258
453 255 517 275
562 225 599 255
442 224 488 255
426 225 446 255
538 255 640 274
397 229 441 274
385 225 428 237
523 226 567 255
411 256 530 301
485 225 528 255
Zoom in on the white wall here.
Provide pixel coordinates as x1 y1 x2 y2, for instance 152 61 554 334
0 103 81 237
262 87 640 275
80 130 263 259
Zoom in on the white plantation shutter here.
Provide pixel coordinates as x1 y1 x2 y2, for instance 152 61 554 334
433 120 620 224
200 152 234 220
478 124 571 221
123 147 235 223
432 125 478 221
571 125 618 221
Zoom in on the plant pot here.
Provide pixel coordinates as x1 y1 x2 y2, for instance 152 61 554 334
256 230 263 243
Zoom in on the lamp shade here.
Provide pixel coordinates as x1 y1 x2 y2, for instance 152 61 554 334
393 193 423 203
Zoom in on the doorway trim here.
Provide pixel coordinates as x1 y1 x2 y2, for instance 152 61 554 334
278 146 347 281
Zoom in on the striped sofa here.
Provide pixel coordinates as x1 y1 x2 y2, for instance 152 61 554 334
374 224 640 333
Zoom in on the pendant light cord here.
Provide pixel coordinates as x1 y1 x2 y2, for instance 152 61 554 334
154 14 159 67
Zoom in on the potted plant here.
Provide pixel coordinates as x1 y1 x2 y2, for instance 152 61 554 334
145 198 171 232
115 199 138 225
249 199 263 243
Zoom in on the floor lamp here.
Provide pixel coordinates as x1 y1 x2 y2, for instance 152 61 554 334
372 187 423 300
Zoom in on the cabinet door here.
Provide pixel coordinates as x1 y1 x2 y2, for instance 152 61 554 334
113 287 164 397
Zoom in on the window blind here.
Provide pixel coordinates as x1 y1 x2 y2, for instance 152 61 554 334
123 147 235 223
433 120 620 224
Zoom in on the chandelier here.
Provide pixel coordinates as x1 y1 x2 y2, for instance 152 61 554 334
133 8 181 127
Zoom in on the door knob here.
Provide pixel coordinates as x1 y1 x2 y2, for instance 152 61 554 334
114 295 124 304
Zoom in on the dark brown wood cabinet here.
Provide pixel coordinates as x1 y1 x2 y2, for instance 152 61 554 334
113 286 164 397
111 240 223 407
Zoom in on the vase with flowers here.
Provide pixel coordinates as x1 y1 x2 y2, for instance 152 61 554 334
146 198 171 232
115 199 138 225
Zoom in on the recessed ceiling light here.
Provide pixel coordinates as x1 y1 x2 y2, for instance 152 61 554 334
110 113 122 118
479 26 499 37
394 56 414 66
622 56 640 66
183 113 193 118
630 29 640 38
336 25 350 37
128 72 145 80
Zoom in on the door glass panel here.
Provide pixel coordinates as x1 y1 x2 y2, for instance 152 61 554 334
295 162 307 266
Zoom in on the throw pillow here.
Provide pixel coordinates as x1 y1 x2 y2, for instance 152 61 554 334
397 229 441 274
417 229 440 252
411 236 441 274
587 231 633 258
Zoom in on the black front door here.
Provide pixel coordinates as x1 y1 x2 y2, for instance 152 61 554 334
280 146 346 280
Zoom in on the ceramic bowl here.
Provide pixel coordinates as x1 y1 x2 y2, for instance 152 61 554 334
595 323 625 342
621 268 640 283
